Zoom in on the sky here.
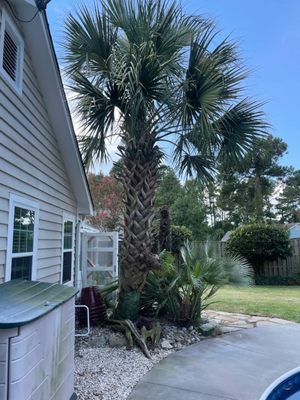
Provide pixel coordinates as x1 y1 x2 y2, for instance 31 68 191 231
46 0 300 173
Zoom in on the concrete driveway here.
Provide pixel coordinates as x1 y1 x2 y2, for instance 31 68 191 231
129 324 300 400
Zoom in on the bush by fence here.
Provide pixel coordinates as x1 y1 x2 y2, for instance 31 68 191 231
219 239 300 282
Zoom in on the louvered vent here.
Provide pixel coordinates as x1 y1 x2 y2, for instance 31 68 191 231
3 29 18 81
0 10 24 93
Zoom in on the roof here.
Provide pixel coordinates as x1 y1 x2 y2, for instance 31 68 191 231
286 223 300 231
0 280 78 328
81 221 101 233
9 0 93 215
220 231 232 242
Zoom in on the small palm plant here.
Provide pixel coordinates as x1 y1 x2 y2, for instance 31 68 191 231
141 241 253 325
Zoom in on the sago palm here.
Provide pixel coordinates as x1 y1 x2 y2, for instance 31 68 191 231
64 0 267 319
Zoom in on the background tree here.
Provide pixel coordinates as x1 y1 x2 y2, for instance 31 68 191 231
64 0 267 319
216 171 254 226
216 135 289 225
277 170 300 223
207 182 218 227
156 168 209 240
158 206 172 252
88 173 123 230
155 166 183 209
171 180 209 240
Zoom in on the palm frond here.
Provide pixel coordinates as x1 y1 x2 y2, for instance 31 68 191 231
214 98 269 162
69 73 118 166
64 4 116 77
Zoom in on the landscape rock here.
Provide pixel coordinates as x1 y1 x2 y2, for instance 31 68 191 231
220 326 241 334
199 320 220 336
161 339 173 349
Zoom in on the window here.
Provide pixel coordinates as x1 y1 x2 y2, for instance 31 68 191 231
6 195 39 282
62 216 75 285
0 9 24 94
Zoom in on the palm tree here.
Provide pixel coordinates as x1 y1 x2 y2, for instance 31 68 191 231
64 0 267 319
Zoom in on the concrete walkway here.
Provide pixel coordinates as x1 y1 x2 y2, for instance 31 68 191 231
129 323 300 400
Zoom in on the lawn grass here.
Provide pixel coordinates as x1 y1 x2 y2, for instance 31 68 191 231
208 285 300 323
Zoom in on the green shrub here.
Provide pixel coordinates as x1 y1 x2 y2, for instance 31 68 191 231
171 225 192 254
227 224 292 273
255 275 300 286
141 241 253 326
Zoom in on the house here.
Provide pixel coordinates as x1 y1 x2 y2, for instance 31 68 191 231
220 231 232 242
0 0 93 287
286 223 300 240
81 221 101 234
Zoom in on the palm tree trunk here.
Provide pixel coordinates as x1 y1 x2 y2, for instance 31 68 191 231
116 156 161 320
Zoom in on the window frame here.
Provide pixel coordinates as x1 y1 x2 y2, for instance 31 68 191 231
5 194 39 282
61 213 75 286
0 8 24 95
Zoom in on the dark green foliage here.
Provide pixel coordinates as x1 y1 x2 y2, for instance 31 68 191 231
115 290 141 320
156 170 209 240
171 225 192 254
141 242 253 325
171 180 209 240
277 170 300 223
255 275 300 286
227 224 292 272
217 135 289 225
155 167 183 209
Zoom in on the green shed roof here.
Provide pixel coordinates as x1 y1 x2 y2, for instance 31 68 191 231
0 280 79 328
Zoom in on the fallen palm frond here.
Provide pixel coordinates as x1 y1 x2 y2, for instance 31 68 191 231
106 318 161 358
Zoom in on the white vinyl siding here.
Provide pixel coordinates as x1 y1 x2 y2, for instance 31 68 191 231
0 6 78 284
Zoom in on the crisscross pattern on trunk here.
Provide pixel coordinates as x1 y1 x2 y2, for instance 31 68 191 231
118 154 160 291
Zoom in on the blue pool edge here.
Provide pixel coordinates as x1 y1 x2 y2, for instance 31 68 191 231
260 367 300 400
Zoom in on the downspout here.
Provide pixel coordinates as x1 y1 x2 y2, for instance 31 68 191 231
35 0 51 10
74 219 82 290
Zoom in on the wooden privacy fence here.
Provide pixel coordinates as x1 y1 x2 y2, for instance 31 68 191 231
218 238 300 278
260 238 300 277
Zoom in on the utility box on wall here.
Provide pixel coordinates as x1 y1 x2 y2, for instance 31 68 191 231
0 280 78 400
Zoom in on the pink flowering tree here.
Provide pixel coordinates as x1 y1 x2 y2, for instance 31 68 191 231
88 173 123 231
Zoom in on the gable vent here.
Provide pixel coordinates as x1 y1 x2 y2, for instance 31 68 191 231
3 29 18 81
0 9 24 94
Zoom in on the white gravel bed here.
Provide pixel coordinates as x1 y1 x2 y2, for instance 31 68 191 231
74 323 206 400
